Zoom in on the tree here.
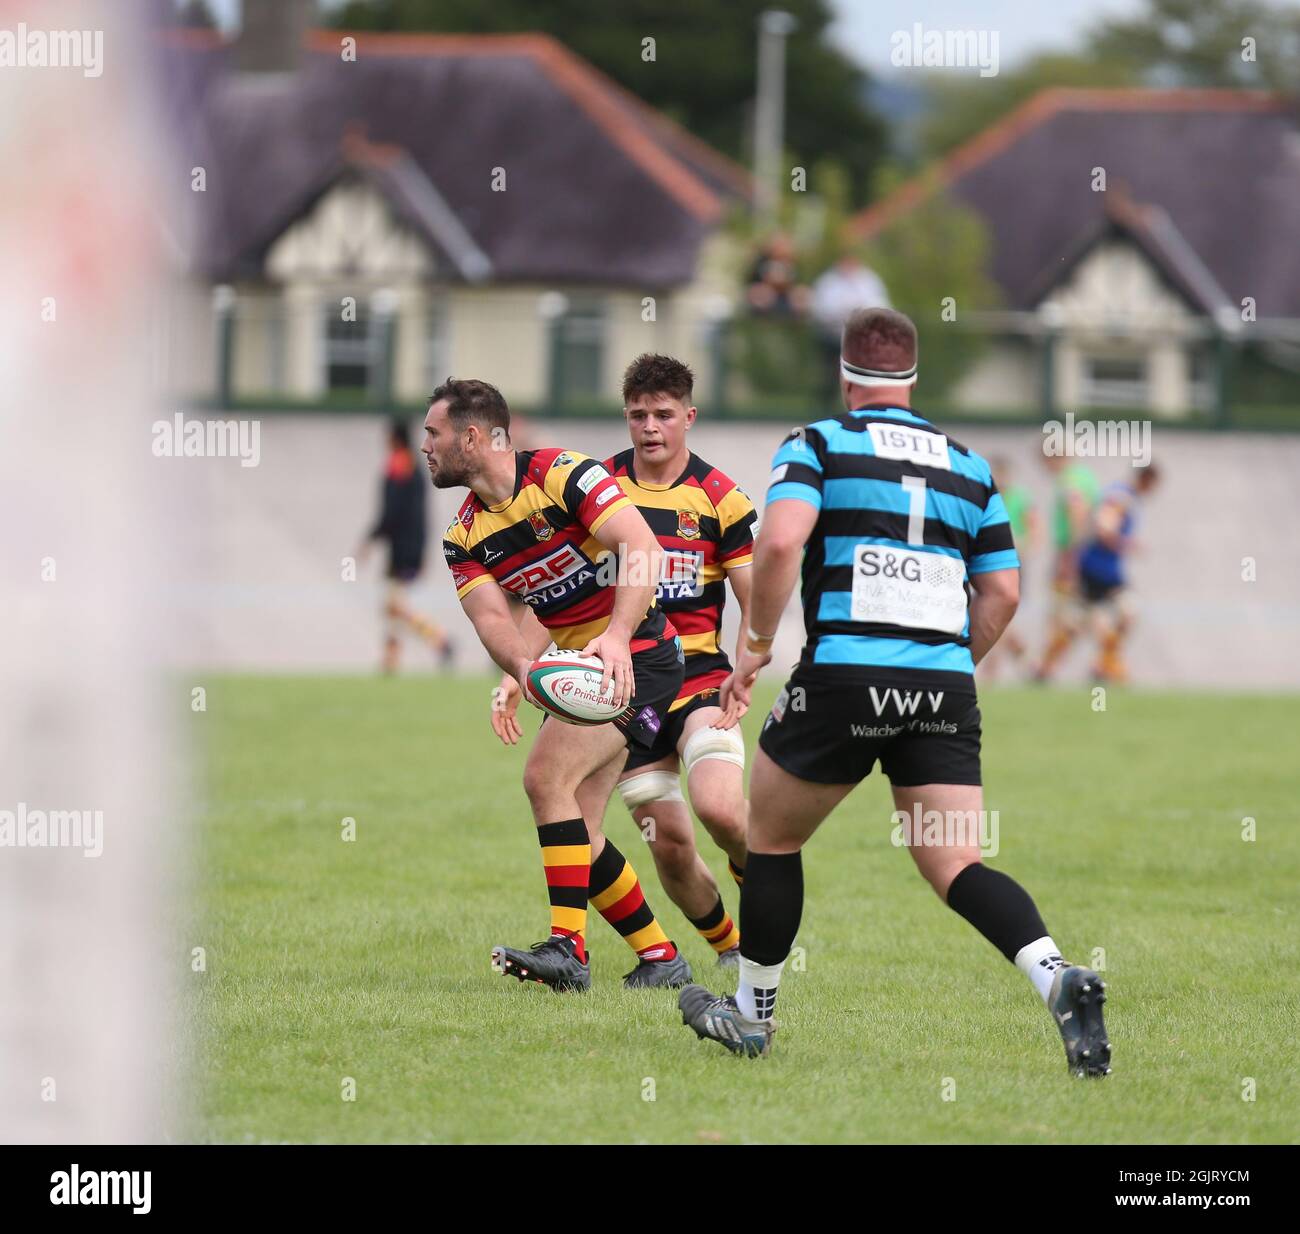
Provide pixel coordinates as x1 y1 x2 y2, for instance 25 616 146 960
1086 0 1300 90
861 169 1000 402
330 0 887 205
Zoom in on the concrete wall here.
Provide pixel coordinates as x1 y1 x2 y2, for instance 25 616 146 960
178 414 1300 689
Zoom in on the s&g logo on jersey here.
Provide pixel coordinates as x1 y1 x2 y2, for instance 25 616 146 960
857 547 922 582
658 549 704 600
501 544 595 609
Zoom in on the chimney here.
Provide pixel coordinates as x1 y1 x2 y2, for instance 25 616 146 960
236 0 314 73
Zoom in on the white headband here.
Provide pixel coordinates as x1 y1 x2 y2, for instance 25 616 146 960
841 357 918 388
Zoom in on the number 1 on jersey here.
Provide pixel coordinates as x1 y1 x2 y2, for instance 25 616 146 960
901 475 927 546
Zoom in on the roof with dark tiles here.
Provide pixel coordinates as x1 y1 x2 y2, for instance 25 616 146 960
156 30 750 288
849 90 1300 319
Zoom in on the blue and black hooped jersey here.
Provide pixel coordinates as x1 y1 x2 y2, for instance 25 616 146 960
766 404 1019 678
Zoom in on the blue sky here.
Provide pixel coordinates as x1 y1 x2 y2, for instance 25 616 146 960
199 0 1145 73
828 0 1144 71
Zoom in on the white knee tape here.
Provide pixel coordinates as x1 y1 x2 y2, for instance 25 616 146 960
618 770 684 811
682 724 746 774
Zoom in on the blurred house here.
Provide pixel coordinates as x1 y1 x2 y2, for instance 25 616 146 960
158 12 750 410
849 90 1300 418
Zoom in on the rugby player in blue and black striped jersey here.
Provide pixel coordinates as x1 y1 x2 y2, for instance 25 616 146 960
679 309 1111 1076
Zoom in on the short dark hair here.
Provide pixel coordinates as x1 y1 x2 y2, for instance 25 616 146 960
1135 461 1160 489
622 353 694 404
428 378 511 435
842 307 918 374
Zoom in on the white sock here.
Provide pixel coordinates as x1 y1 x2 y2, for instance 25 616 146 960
736 956 785 1021
1014 936 1070 1004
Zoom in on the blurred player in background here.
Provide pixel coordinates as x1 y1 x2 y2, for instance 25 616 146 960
432 379 689 992
1077 463 1161 684
678 309 1111 1078
359 419 454 674
979 456 1041 679
1034 452 1100 681
494 355 754 970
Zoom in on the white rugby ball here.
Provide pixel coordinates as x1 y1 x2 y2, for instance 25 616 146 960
525 650 621 726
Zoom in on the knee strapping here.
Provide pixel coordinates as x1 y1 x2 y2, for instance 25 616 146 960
617 770 684 811
682 724 745 774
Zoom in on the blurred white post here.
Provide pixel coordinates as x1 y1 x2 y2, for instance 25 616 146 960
753 10 797 226
0 1 182 1143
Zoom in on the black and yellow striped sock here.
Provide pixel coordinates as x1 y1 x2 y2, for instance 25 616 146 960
589 839 676 961
728 859 745 887
688 895 740 955
538 818 589 963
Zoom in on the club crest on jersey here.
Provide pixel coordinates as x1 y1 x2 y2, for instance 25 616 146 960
528 510 554 542
677 509 701 540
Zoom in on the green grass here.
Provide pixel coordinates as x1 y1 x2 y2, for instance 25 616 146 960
192 678 1300 1143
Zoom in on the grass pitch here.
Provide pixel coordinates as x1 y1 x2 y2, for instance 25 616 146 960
192 677 1299 1143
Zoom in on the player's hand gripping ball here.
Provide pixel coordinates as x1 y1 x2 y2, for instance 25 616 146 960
524 650 622 725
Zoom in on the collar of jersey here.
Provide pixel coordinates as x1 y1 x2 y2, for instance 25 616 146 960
477 451 526 514
847 403 928 426
627 450 692 491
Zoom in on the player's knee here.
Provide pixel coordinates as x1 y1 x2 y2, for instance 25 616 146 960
522 760 565 809
695 797 746 850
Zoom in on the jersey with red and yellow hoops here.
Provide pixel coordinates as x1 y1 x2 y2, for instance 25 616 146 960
441 448 675 651
604 449 756 709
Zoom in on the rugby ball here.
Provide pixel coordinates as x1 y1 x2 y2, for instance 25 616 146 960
525 651 621 726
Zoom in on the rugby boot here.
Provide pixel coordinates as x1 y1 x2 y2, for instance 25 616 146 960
623 945 692 989
1049 965 1112 1077
491 936 590 993
679 984 775 1058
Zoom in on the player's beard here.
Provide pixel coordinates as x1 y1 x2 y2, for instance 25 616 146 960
429 442 472 489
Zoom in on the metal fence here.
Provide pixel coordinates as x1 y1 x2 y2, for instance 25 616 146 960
190 287 1300 430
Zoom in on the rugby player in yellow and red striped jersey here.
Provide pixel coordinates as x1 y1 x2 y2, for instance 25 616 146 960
430 378 689 993
492 356 755 970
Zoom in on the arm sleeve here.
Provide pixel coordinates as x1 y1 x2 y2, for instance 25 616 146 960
543 453 633 536
442 530 493 600
766 427 825 511
716 487 757 569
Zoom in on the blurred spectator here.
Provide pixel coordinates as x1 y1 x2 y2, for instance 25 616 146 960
745 231 811 317
980 456 1041 680
1034 453 1101 682
811 251 891 396
1076 463 1161 684
358 419 454 674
